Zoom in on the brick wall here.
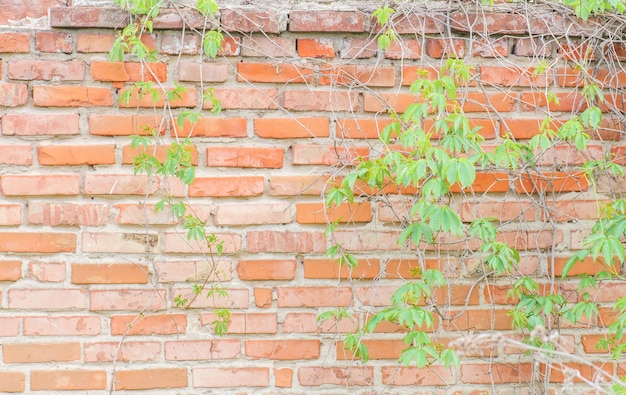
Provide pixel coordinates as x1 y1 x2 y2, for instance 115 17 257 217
0 1 625 393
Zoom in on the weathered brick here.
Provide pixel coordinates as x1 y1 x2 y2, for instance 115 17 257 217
8 60 85 80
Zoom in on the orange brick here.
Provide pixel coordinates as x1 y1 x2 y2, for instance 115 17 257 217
33 86 112 107
192 367 269 388
237 260 296 280
245 340 320 360
296 202 372 224
200 312 278 334
0 260 21 281
3 343 80 363
89 114 162 136
277 287 352 307
38 144 115 165
164 340 240 360
31 370 107 391
0 372 24 392
84 341 161 362
237 62 313 83
114 368 187 390
111 314 187 335
298 38 335 57
254 117 329 138
298 366 373 386
119 86 196 108
91 61 167 82
0 33 29 52
206 146 283 168
173 117 246 138
303 258 380 279
0 232 75 253
516 172 589 193
72 263 148 284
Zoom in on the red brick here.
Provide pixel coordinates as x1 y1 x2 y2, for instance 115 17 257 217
179 62 228 82
38 144 115 165
241 36 295 57
72 263 148 284
501 118 563 139
516 171 589 193
3 343 80 363
31 370 107 391
91 61 167 82
298 367 373 386
290 11 365 32
0 232 75 253
28 261 65 282
480 65 553 87
237 62 314 83
0 33 29 53
472 37 509 57
292 144 368 166
1 174 79 195
362 92 417 113
303 258 380 279
2 113 79 135
334 230 402 252
77 32 115 52
0 145 32 165
514 37 553 56
245 340 320 360
463 91 517 112
115 368 187 390
298 38 335 57
0 372 24 392
277 286 352 307
425 38 466 58
48 7 127 28
247 231 325 253
385 39 422 59
451 12 528 34
119 86 195 108
34 86 112 107
84 341 160 362
221 9 282 33
8 288 85 309
0 204 21 226
111 314 186 335
83 174 159 195
189 176 264 197
192 368 269 388
90 289 167 311
206 146 283 168
254 117 329 138
219 36 241 56
1 0 65 24
35 31 72 53
389 12 445 34
205 88 278 110
200 312 278 334
0 83 28 107
0 260 21 281
520 91 584 112
173 117 246 138
8 60 85 80
284 90 359 111
559 42 595 61
449 171 510 193
237 259 296 280
165 340 240 360
23 316 100 336
341 38 378 58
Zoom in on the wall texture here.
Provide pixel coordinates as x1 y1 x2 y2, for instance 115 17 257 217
0 0 625 393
